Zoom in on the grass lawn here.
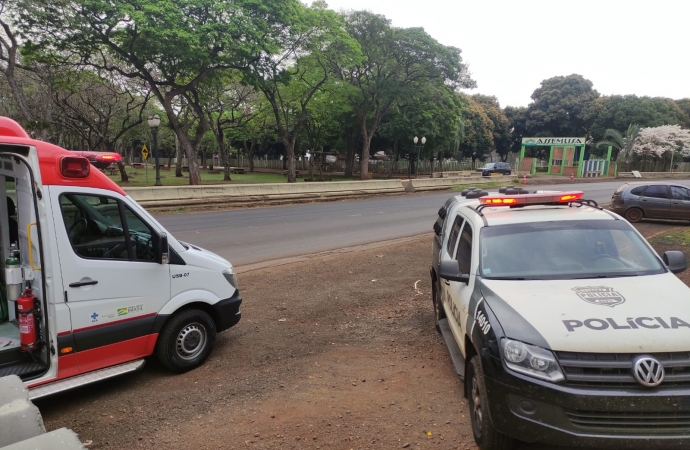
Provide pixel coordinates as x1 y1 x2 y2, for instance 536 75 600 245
450 180 515 191
108 168 357 187
648 228 690 247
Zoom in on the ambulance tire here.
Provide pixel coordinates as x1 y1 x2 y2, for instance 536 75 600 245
156 309 217 373
468 356 514 450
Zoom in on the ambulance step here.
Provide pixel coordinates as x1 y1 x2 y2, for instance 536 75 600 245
438 318 465 380
0 360 46 378
28 359 145 400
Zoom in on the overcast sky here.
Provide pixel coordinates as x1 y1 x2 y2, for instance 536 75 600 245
322 0 690 108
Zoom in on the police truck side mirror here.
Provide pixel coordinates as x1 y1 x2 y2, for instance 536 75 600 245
438 260 470 284
663 251 687 274
158 233 169 264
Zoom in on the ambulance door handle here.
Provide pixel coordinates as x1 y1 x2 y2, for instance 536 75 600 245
444 280 450 286
69 280 98 288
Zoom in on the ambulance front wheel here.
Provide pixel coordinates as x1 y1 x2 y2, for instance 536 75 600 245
156 308 217 373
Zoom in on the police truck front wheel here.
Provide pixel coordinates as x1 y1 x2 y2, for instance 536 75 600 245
467 356 514 450
156 309 217 373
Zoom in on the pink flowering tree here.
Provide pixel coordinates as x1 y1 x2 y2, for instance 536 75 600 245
632 125 690 159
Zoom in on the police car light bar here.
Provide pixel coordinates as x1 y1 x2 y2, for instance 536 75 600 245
479 191 584 206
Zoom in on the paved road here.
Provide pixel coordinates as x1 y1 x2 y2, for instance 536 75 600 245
156 180 690 267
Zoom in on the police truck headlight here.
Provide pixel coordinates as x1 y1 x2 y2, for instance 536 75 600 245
222 268 238 289
501 339 564 383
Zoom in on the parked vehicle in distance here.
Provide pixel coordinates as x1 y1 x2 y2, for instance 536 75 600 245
610 182 690 222
71 150 122 170
477 162 511 176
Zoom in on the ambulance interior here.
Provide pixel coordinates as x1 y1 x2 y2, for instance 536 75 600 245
0 149 47 379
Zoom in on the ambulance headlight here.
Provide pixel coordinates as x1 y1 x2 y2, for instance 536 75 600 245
222 268 238 289
501 339 564 383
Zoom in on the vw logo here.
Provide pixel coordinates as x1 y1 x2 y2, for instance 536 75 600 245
633 357 665 387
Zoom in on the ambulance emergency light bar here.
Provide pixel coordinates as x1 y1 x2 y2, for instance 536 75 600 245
478 191 584 207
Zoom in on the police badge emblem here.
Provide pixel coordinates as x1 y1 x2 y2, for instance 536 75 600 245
572 286 625 307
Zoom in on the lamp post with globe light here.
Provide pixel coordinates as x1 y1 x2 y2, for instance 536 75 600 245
147 115 162 186
413 136 426 178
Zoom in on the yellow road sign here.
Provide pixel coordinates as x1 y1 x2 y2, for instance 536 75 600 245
141 144 149 160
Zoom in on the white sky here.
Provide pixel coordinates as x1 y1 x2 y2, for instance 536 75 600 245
322 0 690 108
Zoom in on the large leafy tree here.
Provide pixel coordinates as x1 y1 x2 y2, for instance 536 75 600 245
472 95 512 161
586 95 688 142
457 94 494 163
245 2 360 182
526 74 599 137
18 0 302 184
334 11 474 179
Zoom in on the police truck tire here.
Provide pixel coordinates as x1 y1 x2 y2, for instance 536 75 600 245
624 208 643 223
156 309 217 373
468 356 514 450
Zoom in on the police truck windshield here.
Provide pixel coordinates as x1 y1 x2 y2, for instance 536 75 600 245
479 221 665 280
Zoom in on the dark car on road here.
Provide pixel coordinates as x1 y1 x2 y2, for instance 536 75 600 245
477 162 511 176
611 182 690 222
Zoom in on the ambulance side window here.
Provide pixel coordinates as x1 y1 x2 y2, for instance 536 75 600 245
123 206 156 262
60 194 129 260
456 222 473 275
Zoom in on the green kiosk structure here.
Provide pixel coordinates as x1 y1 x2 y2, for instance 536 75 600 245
518 137 613 178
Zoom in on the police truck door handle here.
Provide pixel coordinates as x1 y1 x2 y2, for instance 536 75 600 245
444 280 450 285
69 280 98 288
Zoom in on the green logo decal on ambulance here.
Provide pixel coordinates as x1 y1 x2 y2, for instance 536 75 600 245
573 286 625 307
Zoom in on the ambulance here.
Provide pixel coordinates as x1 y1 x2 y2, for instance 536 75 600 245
0 117 241 399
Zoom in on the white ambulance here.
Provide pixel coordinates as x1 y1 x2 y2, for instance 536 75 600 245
0 117 241 399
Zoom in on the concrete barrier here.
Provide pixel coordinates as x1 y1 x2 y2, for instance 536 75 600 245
0 376 85 449
404 176 507 193
125 179 405 208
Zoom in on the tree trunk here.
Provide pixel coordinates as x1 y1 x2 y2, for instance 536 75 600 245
248 140 256 173
173 135 182 176
388 139 398 179
344 126 356 177
175 132 201 184
285 141 296 183
360 136 371 180
222 142 231 181
116 160 129 182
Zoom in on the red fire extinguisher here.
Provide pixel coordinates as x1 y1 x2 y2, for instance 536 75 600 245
17 288 38 352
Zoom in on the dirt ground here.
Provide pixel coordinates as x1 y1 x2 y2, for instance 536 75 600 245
36 220 689 450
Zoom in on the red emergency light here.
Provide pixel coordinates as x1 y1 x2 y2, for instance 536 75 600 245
478 191 584 207
60 156 91 178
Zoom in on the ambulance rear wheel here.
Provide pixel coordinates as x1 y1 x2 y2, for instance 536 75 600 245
156 309 217 373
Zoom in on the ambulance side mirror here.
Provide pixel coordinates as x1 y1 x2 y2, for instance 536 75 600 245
438 260 470 284
158 233 169 265
663 251 687 274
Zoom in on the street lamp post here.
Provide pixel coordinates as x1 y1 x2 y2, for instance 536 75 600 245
413 136 426 178
147 115 162 186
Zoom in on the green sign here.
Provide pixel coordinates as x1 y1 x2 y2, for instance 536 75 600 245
522 137 585 146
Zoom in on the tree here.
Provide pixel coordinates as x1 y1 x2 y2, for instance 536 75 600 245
457 94 494 163
472 95 512 161
632 125 690 159
586 95 688 142
244 2 359 182
594 124 641 164
504 105 528 153
334 11 474 179
19 0 303 185
526 74 599 137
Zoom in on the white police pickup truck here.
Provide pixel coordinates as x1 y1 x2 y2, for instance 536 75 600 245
430 187 690 450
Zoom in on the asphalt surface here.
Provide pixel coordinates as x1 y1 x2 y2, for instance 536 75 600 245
156 180 690 267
